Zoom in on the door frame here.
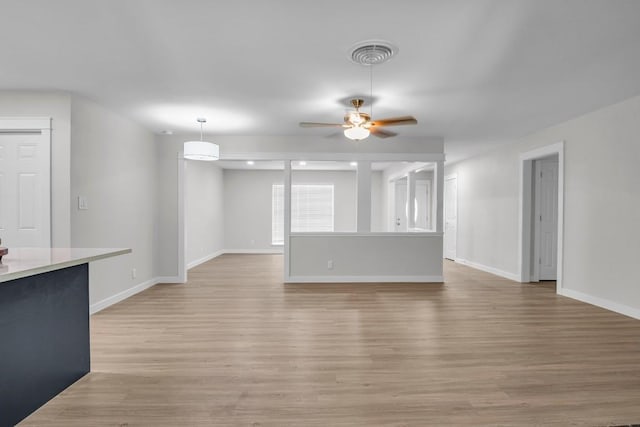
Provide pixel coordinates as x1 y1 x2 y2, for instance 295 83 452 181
443 173 458 261
392 177 407 231
518 142 564 291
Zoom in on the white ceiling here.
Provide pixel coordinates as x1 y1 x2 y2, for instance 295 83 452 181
2 1 640 163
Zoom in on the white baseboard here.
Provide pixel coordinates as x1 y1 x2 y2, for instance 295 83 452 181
285 275 444 283
223 248 284 254
187 250 225 270
455 258 520 282
558 288 640 320
155 276 184 284
90 277 159 315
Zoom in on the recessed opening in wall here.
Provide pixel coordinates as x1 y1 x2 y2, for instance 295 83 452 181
519 142 564 292
217 159 286 247
290 161 358 235
371 161 437 232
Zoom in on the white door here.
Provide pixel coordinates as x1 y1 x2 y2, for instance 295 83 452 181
0 119 51 248
444 175 457 260
394 180 407 231
534 158 558 280
414 180 431 230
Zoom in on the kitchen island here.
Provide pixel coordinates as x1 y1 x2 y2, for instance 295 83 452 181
0 248 130 427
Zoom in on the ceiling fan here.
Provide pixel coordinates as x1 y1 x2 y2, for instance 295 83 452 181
299 98 417 140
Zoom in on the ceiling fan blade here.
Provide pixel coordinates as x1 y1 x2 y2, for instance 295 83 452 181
371 116 418 127
299 122 346 128
370 127 397 138
324 131 345 138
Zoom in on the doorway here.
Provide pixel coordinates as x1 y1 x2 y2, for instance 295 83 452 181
519 142 564 291
533 156 559 281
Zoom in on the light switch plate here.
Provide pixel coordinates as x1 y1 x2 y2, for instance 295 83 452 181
78 195 88 210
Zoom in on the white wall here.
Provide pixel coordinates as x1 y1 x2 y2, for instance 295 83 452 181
155 138 182 277
371 171 384 231
223 170 282 250
185 161 224 266
446 148 519 275
289 234 443 282
446 94 640 317
70 95 158 306
0 91 71 247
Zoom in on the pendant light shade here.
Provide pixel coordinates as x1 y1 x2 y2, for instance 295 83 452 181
184 140 219 161
183 118 219 161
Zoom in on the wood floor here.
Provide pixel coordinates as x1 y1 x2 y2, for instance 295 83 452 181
21 255 640 426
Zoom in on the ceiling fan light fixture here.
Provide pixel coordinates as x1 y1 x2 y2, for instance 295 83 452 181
344 126 370 141
349 111 365 125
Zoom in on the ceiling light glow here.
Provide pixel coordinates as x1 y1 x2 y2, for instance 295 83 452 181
144 104 253 133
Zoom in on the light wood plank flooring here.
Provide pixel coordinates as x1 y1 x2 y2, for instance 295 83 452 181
21 255 640 426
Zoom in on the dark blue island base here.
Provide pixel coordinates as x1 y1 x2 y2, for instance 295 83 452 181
0 264 90 427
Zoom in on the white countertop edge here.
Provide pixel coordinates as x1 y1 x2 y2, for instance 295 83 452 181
0 248 132 283
289 232 444 238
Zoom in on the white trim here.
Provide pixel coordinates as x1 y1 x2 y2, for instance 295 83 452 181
221 152 445 162
289 232 443 237
455 258 520 282
443 173 458 260
283 161 291 281
558 288 640 320
155 276 183 284
90 277 158 315
385 162 434 182
223 248 284 254
518 141 564 293
285 275 444 283
186 250 225 270
0 117 51 130
177 153 187 283
435 160 445 233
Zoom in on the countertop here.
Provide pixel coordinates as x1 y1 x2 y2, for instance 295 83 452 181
0 247 132 283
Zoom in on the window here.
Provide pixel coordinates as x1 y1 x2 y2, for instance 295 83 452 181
272 184 334 245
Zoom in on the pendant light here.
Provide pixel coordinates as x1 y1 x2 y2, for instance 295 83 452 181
184 118 219 161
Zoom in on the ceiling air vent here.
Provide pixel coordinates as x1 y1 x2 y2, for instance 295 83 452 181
349 40 398 65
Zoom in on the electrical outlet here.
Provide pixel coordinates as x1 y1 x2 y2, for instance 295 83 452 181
131 268 137 279
250 239 256 246
327 260 333 270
